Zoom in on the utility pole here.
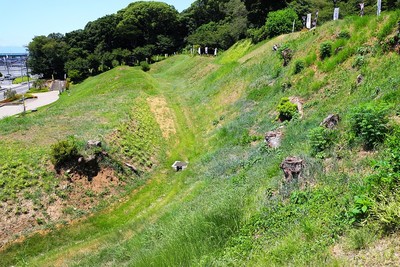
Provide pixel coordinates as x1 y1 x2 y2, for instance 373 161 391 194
26 59 30 90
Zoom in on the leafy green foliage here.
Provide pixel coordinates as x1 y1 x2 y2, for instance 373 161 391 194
28 34 68 79
319 41 332 60
277 97 298 121
348 127 400 230
32 79 46 89
247 26 268 43
308 126 337 158
187 0 248 50
338 30 351 39
265 8 299 38
293 59 305 74
349 103 390 150
349 195 373 223
140 61 150 72
50 136 79 166
352 55 365 69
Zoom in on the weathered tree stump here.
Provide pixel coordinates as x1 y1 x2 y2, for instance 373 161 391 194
281 48 293 66
280 156 304 182
265 127 283 148
320 114 340 129
356 74 364 85
87 140 102 148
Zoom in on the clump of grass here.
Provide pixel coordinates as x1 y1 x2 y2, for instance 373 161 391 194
293 59 305 74
320 41 333 60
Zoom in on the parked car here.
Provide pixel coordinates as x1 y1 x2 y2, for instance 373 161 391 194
4 74 15 80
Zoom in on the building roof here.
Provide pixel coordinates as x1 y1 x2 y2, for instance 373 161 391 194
172 161 188 168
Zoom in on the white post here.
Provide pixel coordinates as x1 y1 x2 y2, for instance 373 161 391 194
377 0 382 16
22 94 26 114
292 19 295 33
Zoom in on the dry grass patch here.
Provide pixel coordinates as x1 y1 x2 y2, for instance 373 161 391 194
147 96 176 139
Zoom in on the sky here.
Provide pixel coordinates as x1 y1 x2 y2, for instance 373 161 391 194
0 0 194 53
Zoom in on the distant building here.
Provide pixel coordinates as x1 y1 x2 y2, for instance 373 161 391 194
172 161 188 171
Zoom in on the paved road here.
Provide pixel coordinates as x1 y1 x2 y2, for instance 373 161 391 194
0 91 59 119
0 82 32 101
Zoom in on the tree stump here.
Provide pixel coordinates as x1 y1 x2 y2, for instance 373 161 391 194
320 114 340 129
281 48 293 66
87 140 102 148
280 156 304 182
356 74 364 85
265 127 283 148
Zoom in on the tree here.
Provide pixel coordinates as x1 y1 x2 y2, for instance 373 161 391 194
265 8 299 38
65 57 89 82
244 0 286 28
187 0 248 49
84 14 121 53
181 0 230 33
28 34 69 79
116 1 183 54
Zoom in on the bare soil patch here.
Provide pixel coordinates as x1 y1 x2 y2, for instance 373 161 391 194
147 96 176 139
0 167 124 248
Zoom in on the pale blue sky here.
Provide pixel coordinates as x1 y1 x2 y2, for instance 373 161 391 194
0 0 193 53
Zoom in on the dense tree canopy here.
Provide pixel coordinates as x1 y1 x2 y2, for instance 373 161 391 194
27 0 400 82
187 0 248 49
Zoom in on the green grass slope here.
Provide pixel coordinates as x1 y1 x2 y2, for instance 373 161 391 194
1 12 400 266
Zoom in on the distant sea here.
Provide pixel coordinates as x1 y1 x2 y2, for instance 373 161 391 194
0 46 27 54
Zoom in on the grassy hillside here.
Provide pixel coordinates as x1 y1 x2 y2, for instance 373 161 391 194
1 11 400 266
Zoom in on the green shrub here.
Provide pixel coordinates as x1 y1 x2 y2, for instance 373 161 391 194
352 55 365 69
349 103 390 150
51 136 79 166
356 46 370 55
3 89 17 101
308 126 337 158
364 127 400 231
293 60 305 74
140 61 150 72
349 195 374 223
304 52 317 66
33 79 46 89
265 8 299 38
277 97 298 121
338 30 351 39
247 27 268 44
319 42 332 60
